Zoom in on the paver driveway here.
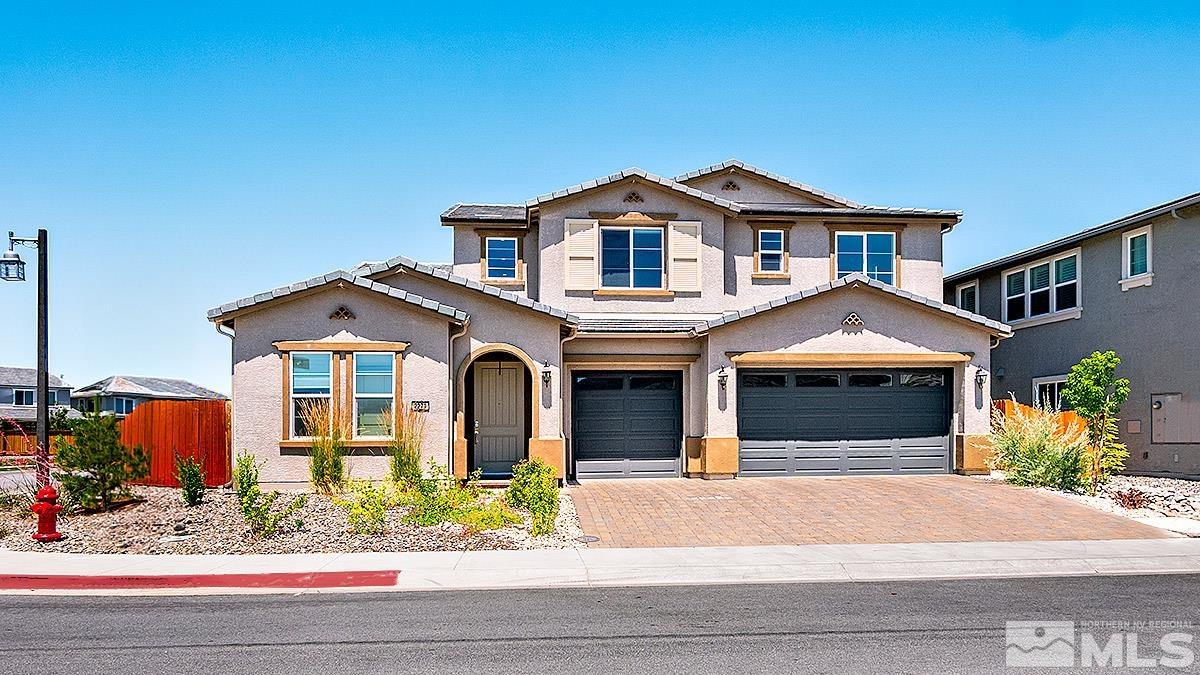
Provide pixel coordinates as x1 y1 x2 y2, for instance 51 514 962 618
568 475 1171 548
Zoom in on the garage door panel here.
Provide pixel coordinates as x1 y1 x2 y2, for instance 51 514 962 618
737 369 951 476
573 370 682 479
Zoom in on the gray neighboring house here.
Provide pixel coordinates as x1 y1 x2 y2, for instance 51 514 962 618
210 160 1009 485
945 191 1200 479
0 366 79 426
71 375 228 417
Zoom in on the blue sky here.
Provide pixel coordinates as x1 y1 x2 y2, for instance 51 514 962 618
2 2 1198 394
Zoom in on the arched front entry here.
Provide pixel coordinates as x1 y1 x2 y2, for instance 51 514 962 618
453 343 540 479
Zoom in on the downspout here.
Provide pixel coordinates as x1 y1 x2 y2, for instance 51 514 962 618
1171 208 1184 220
559 324 579 480
214 321 236 488
448 318 471 471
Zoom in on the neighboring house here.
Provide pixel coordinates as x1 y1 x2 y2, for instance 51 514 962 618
71 375 228 417
945 192 1200 478
0 366 79 426
209 160 1009 484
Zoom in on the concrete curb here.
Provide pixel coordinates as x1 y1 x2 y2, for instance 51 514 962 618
2 538 1199 595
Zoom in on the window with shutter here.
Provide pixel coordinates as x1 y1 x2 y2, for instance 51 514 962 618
1002 249 1081 324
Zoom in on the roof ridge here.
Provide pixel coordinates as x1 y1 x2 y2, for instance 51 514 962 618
695 273 1009 335
524 166 742 214
945 190 1200 283
674 159 863 208
207 269 470 324
357 255 580 324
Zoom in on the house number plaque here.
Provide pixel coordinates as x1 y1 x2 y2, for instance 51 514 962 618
410 401 430 412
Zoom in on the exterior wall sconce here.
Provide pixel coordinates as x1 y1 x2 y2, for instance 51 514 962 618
975 370 988 389
717 366 729 389
541 362 552 385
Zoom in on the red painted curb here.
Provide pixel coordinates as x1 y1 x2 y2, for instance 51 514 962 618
0 570 400 590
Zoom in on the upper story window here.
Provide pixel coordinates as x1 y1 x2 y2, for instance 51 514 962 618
290 351 332 437
1121 225 1153 290
484 236 519 280
114 397 137 415
1003 250 1079 324
835 232 895 284
955 280 978 314
14 388 34 406
353 352 395 438
600 226 664 289
757 229 785 272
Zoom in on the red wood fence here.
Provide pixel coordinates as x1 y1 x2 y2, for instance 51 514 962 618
1 400 231 487
123 399 231 487
992 399 1086 434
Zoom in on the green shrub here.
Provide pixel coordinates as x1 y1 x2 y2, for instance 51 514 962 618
506 458 559 536
987 399 1089 492
298 400 347 495
175 454 205 506
233 451 308 537
395 461 518 532
54 412 149 511
388 408 426 485
336 480 393 535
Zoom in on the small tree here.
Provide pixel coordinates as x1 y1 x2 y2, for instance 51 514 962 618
54 412 149 511
1062 351 1131 494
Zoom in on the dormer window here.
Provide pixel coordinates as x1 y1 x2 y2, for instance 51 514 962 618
835 231 895 284
601 226 664 288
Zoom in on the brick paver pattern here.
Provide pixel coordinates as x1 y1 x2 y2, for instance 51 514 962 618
568 475 1170 548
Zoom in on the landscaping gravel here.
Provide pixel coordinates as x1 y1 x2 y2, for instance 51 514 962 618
975 472 1200 524
0 486 584 554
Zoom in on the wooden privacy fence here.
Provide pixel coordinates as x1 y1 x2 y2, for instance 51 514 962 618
3 400 232 487
991 399 1086 433
123 399 231 487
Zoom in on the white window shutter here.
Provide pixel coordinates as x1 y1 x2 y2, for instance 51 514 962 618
668 221 702 292
563 218 599 290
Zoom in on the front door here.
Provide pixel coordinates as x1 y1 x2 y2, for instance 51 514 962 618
473 361 526 477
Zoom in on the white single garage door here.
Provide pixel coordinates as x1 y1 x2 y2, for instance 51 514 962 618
737 368 952 476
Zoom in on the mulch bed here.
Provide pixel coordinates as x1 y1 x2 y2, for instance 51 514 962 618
0 485 584 555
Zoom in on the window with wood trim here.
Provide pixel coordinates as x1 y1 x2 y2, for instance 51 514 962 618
290 351 333 438
756 229 786 272
483 236 520 281
353 352 394 438
835 231 895 284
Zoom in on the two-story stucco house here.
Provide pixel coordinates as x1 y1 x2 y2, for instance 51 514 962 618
210 160 1010 484
945 191 1200 479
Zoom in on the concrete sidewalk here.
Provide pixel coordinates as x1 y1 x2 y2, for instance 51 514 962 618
3 538 1200 595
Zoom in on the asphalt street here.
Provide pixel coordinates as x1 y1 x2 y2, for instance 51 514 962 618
2 574 1198 674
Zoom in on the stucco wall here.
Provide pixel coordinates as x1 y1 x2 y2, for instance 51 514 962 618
450 225 540 300
374 270 566 439
230 286 452 483
952 211 1200 477
683 171 826 205
700 285 993 440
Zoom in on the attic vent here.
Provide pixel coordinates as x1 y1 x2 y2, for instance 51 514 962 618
623 191 644 203
722 180 740 191
329 306 356 321
842 312 864 327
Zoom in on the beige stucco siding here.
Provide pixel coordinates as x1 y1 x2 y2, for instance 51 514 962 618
537 183 728 314
230 286 452 483
683 171 826 205
700 286 993 439
374 270 566 439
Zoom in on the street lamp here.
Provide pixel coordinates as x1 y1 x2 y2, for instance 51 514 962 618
4 230 50 488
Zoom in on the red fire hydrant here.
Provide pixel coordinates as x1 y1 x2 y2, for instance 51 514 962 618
30 485 63 542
